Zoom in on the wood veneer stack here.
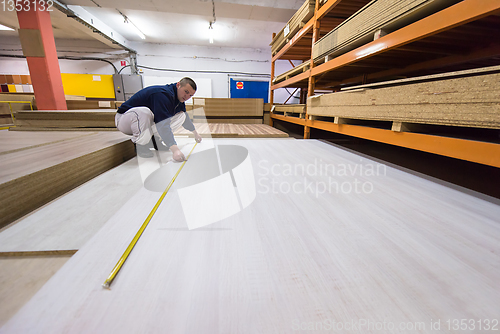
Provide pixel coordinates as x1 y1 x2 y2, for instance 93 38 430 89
313 0 460 62
270 0 316 56
307 70 500 129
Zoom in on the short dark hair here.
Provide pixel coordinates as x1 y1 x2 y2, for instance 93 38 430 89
179 77 197 91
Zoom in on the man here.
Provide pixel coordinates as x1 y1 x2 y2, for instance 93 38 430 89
115 77 202 161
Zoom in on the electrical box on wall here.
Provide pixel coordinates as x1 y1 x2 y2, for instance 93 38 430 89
113 74 143 101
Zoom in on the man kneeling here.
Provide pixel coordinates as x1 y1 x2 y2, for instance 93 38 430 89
115 77 202 161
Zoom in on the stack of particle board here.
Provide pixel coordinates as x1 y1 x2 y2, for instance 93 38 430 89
0 131 134 229
13 110 117 130
273 104 306 117
270 0 316 55
307 70 500 129
273 60 311 84
191 98 264 124
313 0 460 62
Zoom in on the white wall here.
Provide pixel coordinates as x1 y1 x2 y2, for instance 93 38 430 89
0 35 302 103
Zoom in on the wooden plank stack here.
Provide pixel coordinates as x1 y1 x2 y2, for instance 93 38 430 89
307 71 500 129
13 110 117 130
0 131 135 229
273 60 311 84
191 98 264 124
270 0 316 56
272 104 306 118
313 0 459 62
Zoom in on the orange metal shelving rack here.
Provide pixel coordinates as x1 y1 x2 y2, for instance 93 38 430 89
269 0 500 168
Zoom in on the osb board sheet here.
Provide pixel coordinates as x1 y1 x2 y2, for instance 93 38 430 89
307 72 500 128
0 256 71 327
0 158 143 252
1 139 499 333
14 110 116 128
174 123 288 138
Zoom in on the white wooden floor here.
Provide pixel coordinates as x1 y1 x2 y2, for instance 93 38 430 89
1 139 499 333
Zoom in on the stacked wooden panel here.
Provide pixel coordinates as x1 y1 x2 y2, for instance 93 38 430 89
272 104 306 119
270 0 316 56
191 98 264 124
307 71 500 129
66 100 122 110
13 110 117 130
313 0 459 62
273 60 311 84
0 131 134 229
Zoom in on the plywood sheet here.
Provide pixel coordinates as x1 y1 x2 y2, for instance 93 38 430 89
2 139 499 333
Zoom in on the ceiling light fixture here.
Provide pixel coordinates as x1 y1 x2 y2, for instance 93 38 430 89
208 22 214 44
208 0 216 44
116 9 146 40
0 24 14 31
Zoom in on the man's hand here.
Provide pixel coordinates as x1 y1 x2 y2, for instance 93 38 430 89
193 130 202 143
169 145 186 162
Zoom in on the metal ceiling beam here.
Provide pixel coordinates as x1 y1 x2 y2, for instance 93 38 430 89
52 0 137 54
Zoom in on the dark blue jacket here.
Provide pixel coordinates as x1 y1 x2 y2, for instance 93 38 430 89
117 83 195 147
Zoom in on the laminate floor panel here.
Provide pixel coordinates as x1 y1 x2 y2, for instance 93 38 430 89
1 139 499 333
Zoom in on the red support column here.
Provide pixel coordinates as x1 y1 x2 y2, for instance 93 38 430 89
17 4 67 110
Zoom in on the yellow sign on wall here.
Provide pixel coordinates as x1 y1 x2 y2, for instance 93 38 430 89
61 73 115 99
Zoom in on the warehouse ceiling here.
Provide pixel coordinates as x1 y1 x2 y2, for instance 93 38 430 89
0 0 304 51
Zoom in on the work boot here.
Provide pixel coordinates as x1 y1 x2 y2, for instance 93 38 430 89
135 142 154 158
151 135 169 151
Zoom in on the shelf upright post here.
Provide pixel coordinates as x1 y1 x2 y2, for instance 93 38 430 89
305 0 321 139
270 32 276 126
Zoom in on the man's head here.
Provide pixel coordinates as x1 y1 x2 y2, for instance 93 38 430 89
176 77 197 103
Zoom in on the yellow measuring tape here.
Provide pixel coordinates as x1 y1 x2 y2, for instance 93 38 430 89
102 142 198 289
